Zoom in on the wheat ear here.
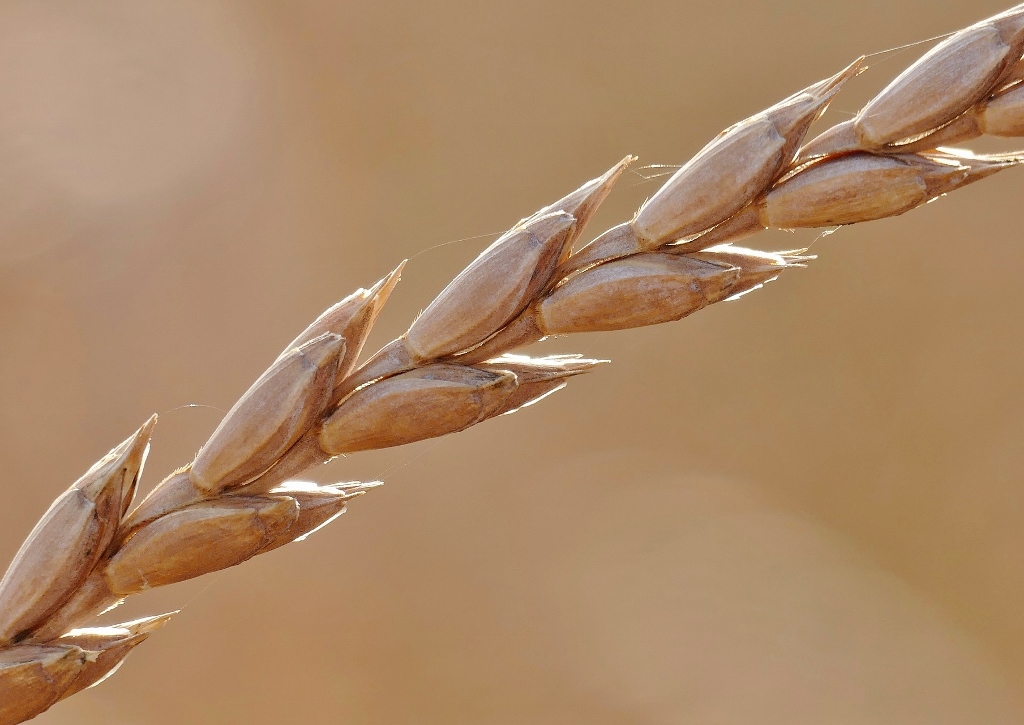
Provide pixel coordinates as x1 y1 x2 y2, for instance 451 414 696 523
2 4 1023 722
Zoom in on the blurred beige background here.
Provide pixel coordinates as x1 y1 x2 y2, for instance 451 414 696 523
2 0 1023 722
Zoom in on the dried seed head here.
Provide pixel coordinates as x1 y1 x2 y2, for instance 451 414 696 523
854 6 1024 148
103 497 300 595
405 211 576 360
477 354 607 416
57 612 175 699
631 59 861 247
0 419 155 646
191 333 345 493
278 262 405 379
537 252 742 334
259 480 381 553
981 81 1024 135
0 644 87 723
320 364 518 454
759 153 969 229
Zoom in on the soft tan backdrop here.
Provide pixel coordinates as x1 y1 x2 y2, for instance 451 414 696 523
2 1 1023 722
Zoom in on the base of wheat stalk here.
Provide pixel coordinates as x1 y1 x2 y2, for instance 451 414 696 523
2 4 1023 722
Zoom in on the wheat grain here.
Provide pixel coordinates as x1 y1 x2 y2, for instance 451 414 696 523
1 4 1023 721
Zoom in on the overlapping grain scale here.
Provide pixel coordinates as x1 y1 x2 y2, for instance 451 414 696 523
190 332 345 494
2 615 174 722
259 481 381 553
854 4 1024 149
459 245 800 363
527 156 635 259
407 211 576 361
761 153 970 227
634 58 862 245
0 645 87 725
1006 55 1024 85
56 613 175 699
337 159 628 398
123 337 344 552
33 479 372 638
123 270 399 529
682 151 1022 250
230 431 333 496
476 354 607 416
25 573 122 645
557 59 862 278
106 416 155 518
921 148 1024 183
800 75 1024 159
118 468 201 546
104 497 300 595
0 419 154 647
979 80 1024 135
338 213 575 397
799 6 1024 159
717 142 1022 247
688 246 812 296
320 365 518 454
665 211 767 254
897 62 1023 150
537 246 798 334
278 263 405 380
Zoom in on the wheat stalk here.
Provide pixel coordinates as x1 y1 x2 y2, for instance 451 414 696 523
1 4 1023 722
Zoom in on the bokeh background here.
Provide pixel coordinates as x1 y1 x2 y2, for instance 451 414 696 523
1 0 1023 722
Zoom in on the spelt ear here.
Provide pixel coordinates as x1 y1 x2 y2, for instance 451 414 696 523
4 4 1024 721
